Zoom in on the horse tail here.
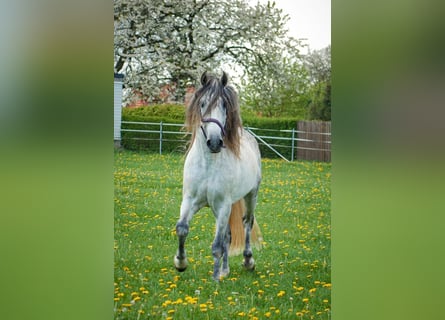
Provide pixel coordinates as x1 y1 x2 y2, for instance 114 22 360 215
228 199 263 256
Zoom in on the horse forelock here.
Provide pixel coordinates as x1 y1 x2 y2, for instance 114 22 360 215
185 73 242 157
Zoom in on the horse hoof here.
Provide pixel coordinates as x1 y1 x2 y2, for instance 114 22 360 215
212 274 222 282
220 267 230 278
243 257 255 271
174 256 188 272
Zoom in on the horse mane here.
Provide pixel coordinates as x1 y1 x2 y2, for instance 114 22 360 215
185 72 243 157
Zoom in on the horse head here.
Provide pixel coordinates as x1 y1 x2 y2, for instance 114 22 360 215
199 71 229 153
186 71 242 156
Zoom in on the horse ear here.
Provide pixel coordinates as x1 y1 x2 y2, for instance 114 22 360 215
201 72 208 86
221 72 228 87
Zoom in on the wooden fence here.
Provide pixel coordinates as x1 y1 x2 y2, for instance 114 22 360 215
296 121 331 162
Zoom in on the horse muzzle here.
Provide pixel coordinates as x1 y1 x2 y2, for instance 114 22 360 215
206 136 224 153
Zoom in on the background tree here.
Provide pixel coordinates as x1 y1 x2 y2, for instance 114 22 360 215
114 0 304 105
239 52 310 118
304 45 331 120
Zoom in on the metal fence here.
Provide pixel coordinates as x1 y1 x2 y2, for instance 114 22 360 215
120 120 331 162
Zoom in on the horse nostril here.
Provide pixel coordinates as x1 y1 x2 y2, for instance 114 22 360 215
206 138 223 153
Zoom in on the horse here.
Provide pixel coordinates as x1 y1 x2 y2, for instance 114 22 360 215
174 71 263 281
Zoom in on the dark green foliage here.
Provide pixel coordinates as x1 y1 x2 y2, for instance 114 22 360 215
121 105 186 152
308 82 331 121
122 104 186 122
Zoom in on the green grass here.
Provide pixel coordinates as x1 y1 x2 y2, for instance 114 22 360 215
114 150 331 319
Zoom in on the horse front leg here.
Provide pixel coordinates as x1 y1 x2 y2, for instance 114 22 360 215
211 203 231 281
220 226 231 278
174 198 200 272
243 190 259 271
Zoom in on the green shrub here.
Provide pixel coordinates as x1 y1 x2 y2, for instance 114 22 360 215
120 104 300 159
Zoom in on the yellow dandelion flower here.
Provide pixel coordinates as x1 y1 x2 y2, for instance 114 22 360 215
264 311 271 317
277 290 286 297
302 298 309 303
296 311 304 316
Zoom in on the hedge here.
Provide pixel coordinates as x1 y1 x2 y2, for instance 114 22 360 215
121 104 302 159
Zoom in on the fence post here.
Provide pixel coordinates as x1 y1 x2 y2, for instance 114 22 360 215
291 128 295 161
159 121 163 155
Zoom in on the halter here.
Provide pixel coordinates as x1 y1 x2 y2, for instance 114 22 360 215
200 117 226 139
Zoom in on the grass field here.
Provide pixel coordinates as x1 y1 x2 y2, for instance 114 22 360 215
114 150 331 319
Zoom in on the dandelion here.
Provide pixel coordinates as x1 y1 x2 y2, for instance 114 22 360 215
277 290 286 297
302 298 309 303
264 311 271 318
